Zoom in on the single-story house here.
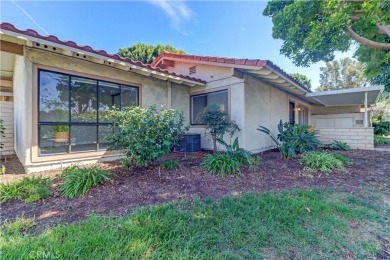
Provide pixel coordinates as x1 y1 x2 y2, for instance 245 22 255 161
0 22 384 173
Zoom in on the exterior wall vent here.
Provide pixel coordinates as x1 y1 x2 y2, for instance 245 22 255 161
189 66 196 75
356 120 363 125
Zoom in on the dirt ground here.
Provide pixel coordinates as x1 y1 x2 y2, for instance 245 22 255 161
1 149 389 229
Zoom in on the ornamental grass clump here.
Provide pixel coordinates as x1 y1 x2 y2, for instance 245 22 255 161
202 137 259 176
300 151 351 173
202 153 242 176
0 177 52 204
60 166 110 198
160 160 181 170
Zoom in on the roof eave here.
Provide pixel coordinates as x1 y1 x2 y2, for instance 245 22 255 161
0 27 205 87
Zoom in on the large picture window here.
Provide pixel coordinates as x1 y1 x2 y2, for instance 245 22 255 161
190 90 228 125
38 69 139 156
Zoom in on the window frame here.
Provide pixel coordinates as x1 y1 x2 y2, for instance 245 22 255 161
289 101 296 124
37 68 139 156
190 89 229 126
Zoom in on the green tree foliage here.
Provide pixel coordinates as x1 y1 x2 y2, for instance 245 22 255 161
200 104 240 153
290 73 312 89
106 106 188 168
371 93 390 121
317 58 369 91
263 0 390 91
118 43 185 64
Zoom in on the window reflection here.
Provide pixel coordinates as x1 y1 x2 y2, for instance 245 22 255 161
71 77 97 123
38 69 139 156
39 71 69 122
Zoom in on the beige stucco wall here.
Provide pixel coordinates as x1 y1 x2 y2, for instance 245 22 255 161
243 75 289 152
243 75 313 153
167 60 233 82
17 48 190 173
171 83 190 124
13 55 32 165
317 127 374 150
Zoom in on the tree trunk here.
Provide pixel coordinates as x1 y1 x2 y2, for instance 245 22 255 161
344 27 390 50
212 134 217 153
376 23 390 37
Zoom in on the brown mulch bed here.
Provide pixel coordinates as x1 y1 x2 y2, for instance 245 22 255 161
1 149 389 229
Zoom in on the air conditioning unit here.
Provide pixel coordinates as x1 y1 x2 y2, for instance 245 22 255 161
175 133 201 153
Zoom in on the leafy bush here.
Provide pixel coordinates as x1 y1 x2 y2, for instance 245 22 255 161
202 153 242 176
372 121 390 136
258 120 320 158
217 137 252 166
331 140 350 150
160 160 181 170
300 151 351 173
200 104 240 153
107 106 188 168
0 177 52 203
374 135 390 146
60 166 110 198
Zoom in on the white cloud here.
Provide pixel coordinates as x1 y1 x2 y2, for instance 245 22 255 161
147 0 193 34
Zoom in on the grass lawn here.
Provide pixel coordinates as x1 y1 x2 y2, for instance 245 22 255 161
1 189 389 259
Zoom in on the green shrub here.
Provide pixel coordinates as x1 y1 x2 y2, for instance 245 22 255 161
372 121 390 136
374 135 390 146
203 137 260 176
0 177 52 203
160 160 181 170
217 137 252 165
258 120 320 158
202 153 242 176
249 155 262 171
300 151 351 173
200 104 240 153
331 140 350 150
1 215 34 236
106 106 188 168
60 166 110 198
0 165 5 175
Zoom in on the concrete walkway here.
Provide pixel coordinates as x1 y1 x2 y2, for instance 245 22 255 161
375 147 390 152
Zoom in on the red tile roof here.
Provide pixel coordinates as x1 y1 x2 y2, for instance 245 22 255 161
0 23 205 84
152 51 311 92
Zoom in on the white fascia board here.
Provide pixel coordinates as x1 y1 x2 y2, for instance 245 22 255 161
306 86 384 97
264 65 310 94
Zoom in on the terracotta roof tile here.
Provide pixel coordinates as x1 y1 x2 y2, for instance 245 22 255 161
0 22 205 84
152 51 311 92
